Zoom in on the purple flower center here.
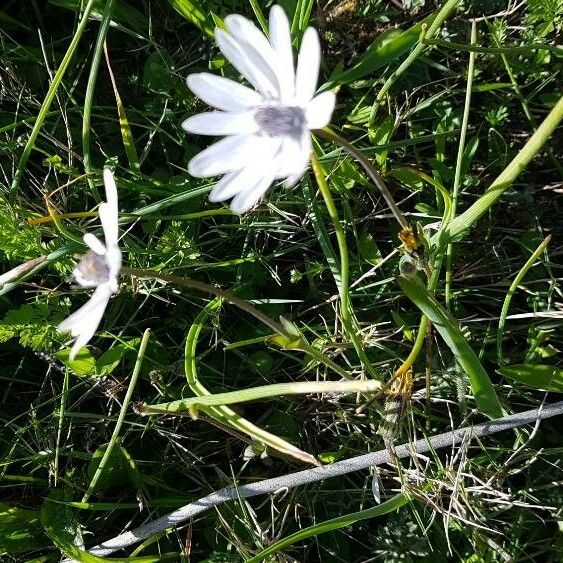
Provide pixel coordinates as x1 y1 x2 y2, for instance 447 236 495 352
75 251 110 285
254 106 306 139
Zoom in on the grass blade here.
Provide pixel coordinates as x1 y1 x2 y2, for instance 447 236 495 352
10 0 96 192
246 493 410 562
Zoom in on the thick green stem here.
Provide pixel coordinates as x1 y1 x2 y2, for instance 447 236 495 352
431 94 563 249
138 379 382 414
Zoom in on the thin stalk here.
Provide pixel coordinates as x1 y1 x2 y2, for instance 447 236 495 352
369 0 458 126
496 235 552 366
185 301 319 466
54 369 69 486
445 21 477 309
81 328 150 503
138 379 382 414
310 152 381 380
83 0 115 199
316 128 410 231
11 0 96 192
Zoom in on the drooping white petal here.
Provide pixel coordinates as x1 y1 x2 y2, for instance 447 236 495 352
277 131 312 186
99 168 119 248
105 246 122 288
182 111 259 136
189 134 274 178
58 284 113 361
208 139 281 202
269 5 294 102
187 73 261 112
215 28 278 98
229 169 276 214
306 91 336 129
209 170 249 202
83 233 106 256
295 27 321 104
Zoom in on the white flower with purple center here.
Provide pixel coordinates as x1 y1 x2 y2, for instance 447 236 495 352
182 5 336 214
58 168 122 360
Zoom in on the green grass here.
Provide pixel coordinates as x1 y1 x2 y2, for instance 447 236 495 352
0 0 562 561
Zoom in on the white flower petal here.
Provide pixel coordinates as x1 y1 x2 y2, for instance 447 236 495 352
208 142 281 202
306 91 336 129
224 14 281 92
276 131 312 180
209 170 248 202
83 233 106 256
100 168 119 248
189 134 276 178
187 73 261 112
182 111 259 136
295 27 321 104
58 284 113 361
105 246 122 285
215 28 278 98
269 5 294 102
230 170 276 214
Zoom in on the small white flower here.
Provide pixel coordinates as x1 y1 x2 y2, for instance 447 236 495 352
182 5 336 214
58 168 122 361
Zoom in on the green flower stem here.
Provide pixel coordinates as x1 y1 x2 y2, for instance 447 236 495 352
122 266 350 379
83 0 115 199
316 128 410 230
431 94 563 249
81 328 150 503
496 235 552 366
11 0 96 193
369 0 458 126
310 152 381 380
445 20 477 309
138 379 382 414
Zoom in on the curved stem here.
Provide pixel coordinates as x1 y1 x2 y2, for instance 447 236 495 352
315 128 410 231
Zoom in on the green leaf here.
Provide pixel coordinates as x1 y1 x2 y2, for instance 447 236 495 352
324 23 423 87
41 491 162 561
0 503 49 554
87 444 142 491
499 364 563 393
56 347 97 376
397 275 503 419
358 232 383 265
166 0 214 38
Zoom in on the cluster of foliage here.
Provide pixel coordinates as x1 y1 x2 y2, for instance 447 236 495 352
0 0 561 561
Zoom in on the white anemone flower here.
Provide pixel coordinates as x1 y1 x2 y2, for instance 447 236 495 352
182 5 336 214
58 168 122 360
